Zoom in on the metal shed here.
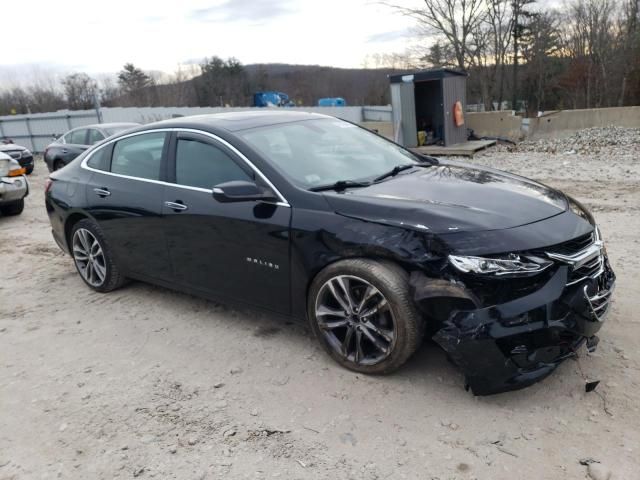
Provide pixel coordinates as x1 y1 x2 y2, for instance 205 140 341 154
389 68 468 148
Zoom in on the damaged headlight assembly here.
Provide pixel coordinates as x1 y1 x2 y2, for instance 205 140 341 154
448 253 552 276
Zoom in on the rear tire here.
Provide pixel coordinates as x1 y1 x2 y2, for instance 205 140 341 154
71 219 126 292
308 259 425 375
54 160 65 171
0 199 24 216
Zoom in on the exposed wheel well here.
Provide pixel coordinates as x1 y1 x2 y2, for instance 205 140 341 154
64 212 90 251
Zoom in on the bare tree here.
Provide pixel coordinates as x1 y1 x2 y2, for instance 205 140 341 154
561 0 618 108
385 0 487 70
616 0 639 104
511 0 536 109
62 73 97 110
521 11 562 112
486 0 514 107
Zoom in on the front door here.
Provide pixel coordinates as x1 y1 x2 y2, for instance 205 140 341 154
161 131 291 314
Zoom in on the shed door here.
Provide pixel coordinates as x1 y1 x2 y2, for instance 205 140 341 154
442 76 468 146
391 82 417 148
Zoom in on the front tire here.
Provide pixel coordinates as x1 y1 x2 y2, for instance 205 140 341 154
0 199 24 216
54 160 65 171
71 219 126 292
308 259 425 374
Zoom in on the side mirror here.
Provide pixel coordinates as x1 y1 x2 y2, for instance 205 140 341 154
212 180 277 203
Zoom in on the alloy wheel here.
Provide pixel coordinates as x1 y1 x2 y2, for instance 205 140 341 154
315 275 397 366
72 228 107 287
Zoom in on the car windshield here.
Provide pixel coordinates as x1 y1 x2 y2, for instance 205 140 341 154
239 118 421 189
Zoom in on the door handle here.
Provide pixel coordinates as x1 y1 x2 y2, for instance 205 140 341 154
165 201 188 212
93 187 111 197
62 149 68 154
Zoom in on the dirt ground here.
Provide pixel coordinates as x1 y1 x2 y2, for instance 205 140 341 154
1 137 639 480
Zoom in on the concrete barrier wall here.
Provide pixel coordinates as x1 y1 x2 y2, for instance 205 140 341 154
528 106 640 138
465 111 523 141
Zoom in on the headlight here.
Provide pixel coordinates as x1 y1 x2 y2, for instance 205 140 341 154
448 254 552 276
21 150 32 158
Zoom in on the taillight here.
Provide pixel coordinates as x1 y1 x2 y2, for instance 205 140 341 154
45 178 53 193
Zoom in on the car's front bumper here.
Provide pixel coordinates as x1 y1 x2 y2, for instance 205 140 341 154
431 261 615 395
0 175 29 203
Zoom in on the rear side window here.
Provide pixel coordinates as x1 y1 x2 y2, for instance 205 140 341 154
69 129 88 145
88 129 105 145
111 132 166 180
87 147 110 171
175 139 251 189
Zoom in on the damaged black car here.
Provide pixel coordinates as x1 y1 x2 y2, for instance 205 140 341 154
45 112 615 395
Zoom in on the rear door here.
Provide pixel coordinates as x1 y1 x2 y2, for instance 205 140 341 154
161 131 292 313
84 131 172 281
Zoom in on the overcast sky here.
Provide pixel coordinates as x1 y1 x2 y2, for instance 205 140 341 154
1 0 420 84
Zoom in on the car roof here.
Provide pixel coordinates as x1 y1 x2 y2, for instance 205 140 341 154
71 122 140 130
148 111 332 133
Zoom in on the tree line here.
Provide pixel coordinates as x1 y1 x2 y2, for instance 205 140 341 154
387 0 640 113
0 58 404 116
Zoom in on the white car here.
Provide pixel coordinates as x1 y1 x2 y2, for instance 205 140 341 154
0 151 28 216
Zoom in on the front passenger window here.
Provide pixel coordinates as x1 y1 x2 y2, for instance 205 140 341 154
175 139 251 189
111 132 166 180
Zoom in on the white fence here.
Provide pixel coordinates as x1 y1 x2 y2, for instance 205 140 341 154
0 105 393 152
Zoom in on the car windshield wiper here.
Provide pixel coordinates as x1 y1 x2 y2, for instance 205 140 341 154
308 180 372 192
373 160 439 183
373 164 415 182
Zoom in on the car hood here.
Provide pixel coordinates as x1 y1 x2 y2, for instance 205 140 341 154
0 144 27 152
322 161 568 234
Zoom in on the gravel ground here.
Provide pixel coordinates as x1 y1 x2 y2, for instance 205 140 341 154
1 129 639 480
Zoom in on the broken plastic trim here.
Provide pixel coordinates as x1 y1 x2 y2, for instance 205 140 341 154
428 264 615 395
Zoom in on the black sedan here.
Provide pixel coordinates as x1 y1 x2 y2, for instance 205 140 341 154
0 140 34 174
44 122 139 172
45 111 615 395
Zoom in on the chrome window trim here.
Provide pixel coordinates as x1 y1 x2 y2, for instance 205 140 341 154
80 127 290 207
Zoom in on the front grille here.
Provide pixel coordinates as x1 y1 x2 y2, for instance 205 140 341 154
545 232 594 256
584 283 613 321
571 255 604 283
544 231 605 286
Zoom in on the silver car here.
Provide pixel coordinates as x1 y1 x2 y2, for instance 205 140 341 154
0 151 28 216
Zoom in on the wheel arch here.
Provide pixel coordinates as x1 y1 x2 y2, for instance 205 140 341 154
304 255 413 312
64 211 92 252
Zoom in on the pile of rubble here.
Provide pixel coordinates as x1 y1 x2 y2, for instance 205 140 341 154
503 126 640 154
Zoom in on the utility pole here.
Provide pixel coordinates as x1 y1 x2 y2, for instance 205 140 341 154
93 92 103 124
